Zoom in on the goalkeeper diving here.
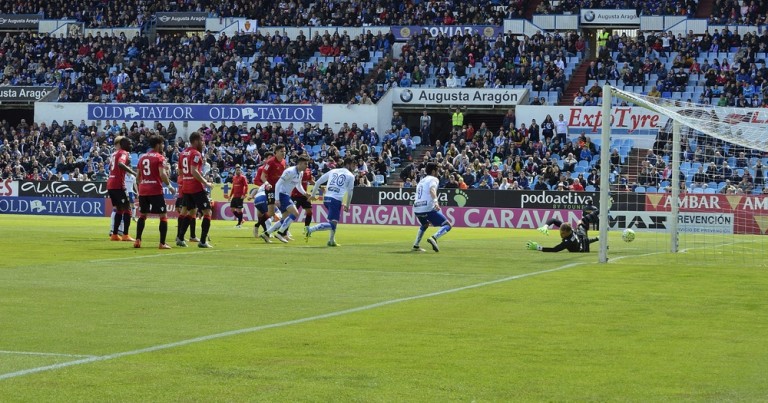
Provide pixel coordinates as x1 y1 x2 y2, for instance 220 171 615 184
527 205 600 253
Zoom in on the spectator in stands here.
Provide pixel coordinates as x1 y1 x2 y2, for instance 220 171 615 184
570 177 584 191
754 160 765 188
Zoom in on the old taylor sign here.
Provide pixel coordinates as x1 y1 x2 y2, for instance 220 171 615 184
87 104 322 122
395 88 528 106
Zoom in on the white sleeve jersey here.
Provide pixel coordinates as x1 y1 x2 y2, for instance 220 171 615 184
320 168 355 201
250 185 266 198
124 173 136 193
275 166 303 196
413 175 439 213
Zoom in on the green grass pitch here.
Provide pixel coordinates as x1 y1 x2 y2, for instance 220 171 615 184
0 215 767 401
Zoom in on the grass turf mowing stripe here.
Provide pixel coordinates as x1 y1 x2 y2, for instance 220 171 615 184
0 262 583 382
0 351 97 358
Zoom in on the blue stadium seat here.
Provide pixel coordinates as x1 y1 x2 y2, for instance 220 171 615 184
635 186 646 193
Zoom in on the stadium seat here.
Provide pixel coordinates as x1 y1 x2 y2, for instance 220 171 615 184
646 187 657 193
635 186 646 193
373 175 385 186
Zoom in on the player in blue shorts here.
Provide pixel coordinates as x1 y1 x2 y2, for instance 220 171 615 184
412 162 451 252
305 157 356 247
247 185 271 239
260 156 311 243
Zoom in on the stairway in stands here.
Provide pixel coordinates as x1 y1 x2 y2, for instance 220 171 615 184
524 0 544 19
559 59 592 105
694 0 714 18
387 146 431 187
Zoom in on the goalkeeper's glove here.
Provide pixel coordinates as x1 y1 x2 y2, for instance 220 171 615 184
526 241 542 251
537 225 550 236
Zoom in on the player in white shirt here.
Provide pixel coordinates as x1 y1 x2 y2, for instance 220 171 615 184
125 172 138 220
412 162 452 252
260 155 310 243
304 157 356 247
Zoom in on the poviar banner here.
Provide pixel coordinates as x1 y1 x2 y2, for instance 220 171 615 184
392 25 503 40
0 197 105 216
87 104 322 122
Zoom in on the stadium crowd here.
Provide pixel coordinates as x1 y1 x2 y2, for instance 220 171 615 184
217 0 520 26
708 0 768 25
395 28 580 93
538 0 699 16
0 27 590 106
0 29 403 105
0 117 395 187
391 104 767 193
395 110 606 192
0 0 148 29
583 28 768 107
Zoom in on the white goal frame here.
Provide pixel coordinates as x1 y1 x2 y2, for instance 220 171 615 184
598 85 682 263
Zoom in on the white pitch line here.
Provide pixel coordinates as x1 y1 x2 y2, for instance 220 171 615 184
0 350 96 358
0 262 582 382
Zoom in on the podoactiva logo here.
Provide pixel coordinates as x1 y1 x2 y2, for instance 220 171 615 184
377 188 449 205
520 191 594 209
400 89 413 103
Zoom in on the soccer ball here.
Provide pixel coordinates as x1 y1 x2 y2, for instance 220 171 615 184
622 228 636 242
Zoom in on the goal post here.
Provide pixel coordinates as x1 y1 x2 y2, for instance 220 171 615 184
597 84 767 266
598 85 611 263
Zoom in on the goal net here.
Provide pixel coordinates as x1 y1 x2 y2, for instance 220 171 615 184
597 85 768 267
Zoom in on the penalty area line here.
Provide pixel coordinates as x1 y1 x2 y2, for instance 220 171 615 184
0 262 582 382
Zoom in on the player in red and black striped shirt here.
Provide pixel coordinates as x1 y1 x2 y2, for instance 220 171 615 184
176 132 213 248
135 135 176 249
227 164 249 227
253 146 286 235
107 136 137 242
